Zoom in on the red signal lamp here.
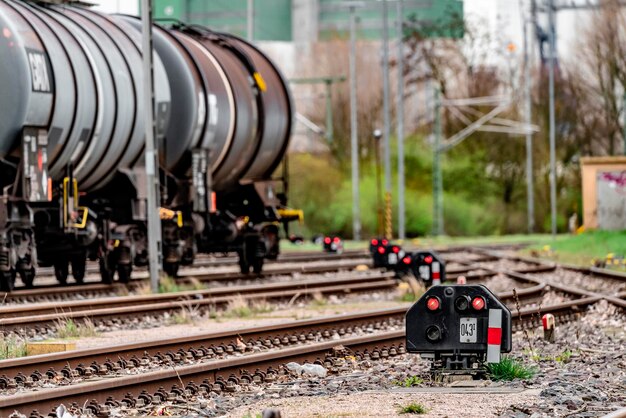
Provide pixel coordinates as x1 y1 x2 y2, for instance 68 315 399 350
392 246 400 253
426 296 441 311
324 237 331 244
382 239 388 246
424 255 433 264
333 237 340 243
371 239 378 246
472 296 486 311
377 246 385 254
402 256 411 264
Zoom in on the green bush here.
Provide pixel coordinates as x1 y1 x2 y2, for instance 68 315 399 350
287 133 566 238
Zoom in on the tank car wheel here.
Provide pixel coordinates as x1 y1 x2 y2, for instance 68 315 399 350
99 257 115 284
0 270 16 292
117 264 132 284
238 256 250 274
19 267 35 289
54 261 69 285
163 262 179 278
71 256 86 284
252 256 264 275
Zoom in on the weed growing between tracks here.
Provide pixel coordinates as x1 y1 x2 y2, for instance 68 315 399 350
223 295 275 319
395 375 425 387
399 402 429 414
396 277 426 303
487 356 536 381
0 334 27 359
133 276 206 295
170 304 202 325
54 317 98 339
310 291 328 307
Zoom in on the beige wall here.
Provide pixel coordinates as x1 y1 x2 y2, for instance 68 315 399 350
580 156 626 229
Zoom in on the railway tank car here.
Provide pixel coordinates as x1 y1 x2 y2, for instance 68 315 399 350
0 0 297 291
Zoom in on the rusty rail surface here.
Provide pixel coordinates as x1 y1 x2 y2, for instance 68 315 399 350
3 259 374 303
0 293 596 417
0 274 397 332
470 249 626 309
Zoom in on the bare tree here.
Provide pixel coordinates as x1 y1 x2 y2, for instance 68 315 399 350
568 0 626 155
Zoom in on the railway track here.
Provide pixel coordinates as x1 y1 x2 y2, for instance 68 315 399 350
32 249 372 279
1 262 552 335
0 295 603 417
12 243 525 292
0 272 398 334
3 259 375 304
2 244 620 417
470 249 626 310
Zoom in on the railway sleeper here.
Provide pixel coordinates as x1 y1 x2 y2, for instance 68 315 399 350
1 319 402 393
21 345 405 418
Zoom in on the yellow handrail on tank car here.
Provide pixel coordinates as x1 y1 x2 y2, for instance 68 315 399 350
62 177 88 229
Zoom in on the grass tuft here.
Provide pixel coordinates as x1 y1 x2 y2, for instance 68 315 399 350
397 277 425 303
487 356 536 381
310 292 328 307
54 318 98 339
395 375 424 387
399 402 428 415
223 296 275 319
555 349 572 363
0 334 28 360
170 304 201 325
159 275 182 293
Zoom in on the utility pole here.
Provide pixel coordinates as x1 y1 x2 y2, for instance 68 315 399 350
349 5 361 240
381 0 392 239
396 0 406 240
523 0 535 233
547 0 557 238
623 90 626 155
141 0 163 293
432 87 443 236
247 0 254 42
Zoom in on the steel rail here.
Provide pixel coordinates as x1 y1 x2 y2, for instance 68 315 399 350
0 331 406 416
0 277 398 332
0 294 597 416
3 260 375 303
0 284 551 380
0 307 407 379
471 249 626 309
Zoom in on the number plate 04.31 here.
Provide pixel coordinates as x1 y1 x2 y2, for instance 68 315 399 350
459 317 478 343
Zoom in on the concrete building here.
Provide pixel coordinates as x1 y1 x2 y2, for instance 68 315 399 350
147 0 463 42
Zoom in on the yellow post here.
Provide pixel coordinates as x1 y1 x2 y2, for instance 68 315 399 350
385 191 392 239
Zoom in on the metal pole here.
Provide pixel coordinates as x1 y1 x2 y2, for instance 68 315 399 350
349 6 361 240
523 1 535 233
374 133 384 236
247 0 254 42
623 90 626 155
382 0 392 239
433 87 443 236
141 0 163 293
548 0 557 237
396 0 406 240
325 80 334 143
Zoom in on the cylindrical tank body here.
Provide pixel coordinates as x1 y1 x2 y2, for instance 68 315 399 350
0 2 292 193
0 1 172 190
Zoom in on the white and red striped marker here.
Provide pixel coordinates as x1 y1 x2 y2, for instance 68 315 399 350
486 308 503 363
456 275 467 285
542 313 555 343
432 261 441 286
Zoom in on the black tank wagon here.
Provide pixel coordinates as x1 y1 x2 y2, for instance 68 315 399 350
0 0 297 290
